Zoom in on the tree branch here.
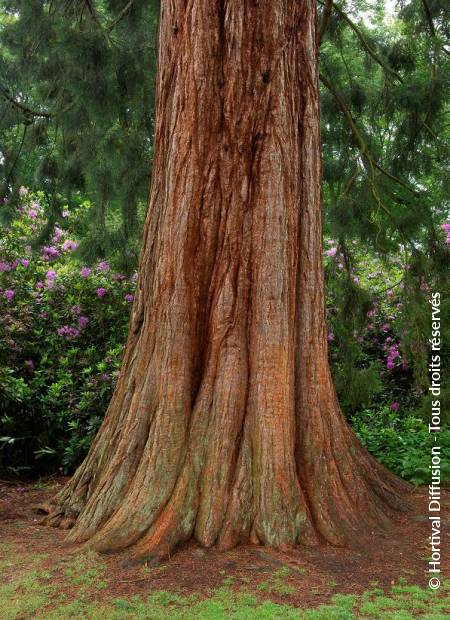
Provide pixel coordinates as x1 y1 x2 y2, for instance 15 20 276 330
107 0 135 33
0 86 52 119
320 73 418 197
318 0 333 46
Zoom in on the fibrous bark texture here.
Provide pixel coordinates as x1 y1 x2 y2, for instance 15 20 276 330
41 0 410 563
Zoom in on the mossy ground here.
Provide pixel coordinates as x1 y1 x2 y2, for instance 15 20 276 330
0 544 448 619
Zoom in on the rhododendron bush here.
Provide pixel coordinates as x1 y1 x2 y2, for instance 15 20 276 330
0 191 136 474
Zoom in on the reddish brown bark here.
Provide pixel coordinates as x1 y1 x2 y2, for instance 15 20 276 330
41 0 410 563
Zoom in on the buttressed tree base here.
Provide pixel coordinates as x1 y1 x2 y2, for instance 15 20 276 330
41 0 410 564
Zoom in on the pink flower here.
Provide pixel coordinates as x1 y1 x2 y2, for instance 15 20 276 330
61 209 70 218
389 346 400 359
42 246 59 261
124 294 134 302
19 186 28 197
25 359 35 370
70 305 81 315
46 269 57 280
441 223 450 232
3 289 15 301
97 260 109 272
28 209 37 219
20 258 29 267
51 228 63 244
35 281 44 289
0 261 11 272
327 331 334 342
78 316 89 328
57 326 79 339
80 266 91 278
386 360 395 370
96 287 108 298
325 247 338 258
62 239 78 252
381 323 390 332
390 402 400 412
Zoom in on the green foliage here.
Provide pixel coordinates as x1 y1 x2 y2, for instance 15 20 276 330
0 0 159 269
352 406 450 485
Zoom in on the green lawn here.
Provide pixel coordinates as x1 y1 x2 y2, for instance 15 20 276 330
0 545 448 619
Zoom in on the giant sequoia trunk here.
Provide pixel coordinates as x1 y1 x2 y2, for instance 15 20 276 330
41 0 409 563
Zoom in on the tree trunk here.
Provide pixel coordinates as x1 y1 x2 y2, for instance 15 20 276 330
41 0 409 564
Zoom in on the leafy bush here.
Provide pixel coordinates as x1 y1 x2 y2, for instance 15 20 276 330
0 189 135 474
352 407 450 485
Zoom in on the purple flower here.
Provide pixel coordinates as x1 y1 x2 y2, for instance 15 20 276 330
25 359 35 370
61 209 70 218
390 402 400 412
3 289 15 301
96 287 108 298
124 293 134 302
71 305 81 315
51 227 64 243
57 326 80 339
20 258 29 267
327 331 334 342
80 266 91 278
97 260 109 272
78 315 89 328
387 359 395 370
42 246 59 261
28 209 37 219
381 323 390 332
62 239 78 252
389 346 400 359
0 261 11 272
35 281 44 289
100 372 110 382
131 272 138 282
113 273 126 281
325 247 338 258
46 269 57 280
441 223 450 232
19 186 28 197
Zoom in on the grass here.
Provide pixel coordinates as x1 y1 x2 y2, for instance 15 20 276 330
0 543 448 619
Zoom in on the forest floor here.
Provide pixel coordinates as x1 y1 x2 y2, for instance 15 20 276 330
0 478 448 619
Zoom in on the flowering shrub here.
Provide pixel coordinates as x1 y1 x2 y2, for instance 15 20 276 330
0 191 136 474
